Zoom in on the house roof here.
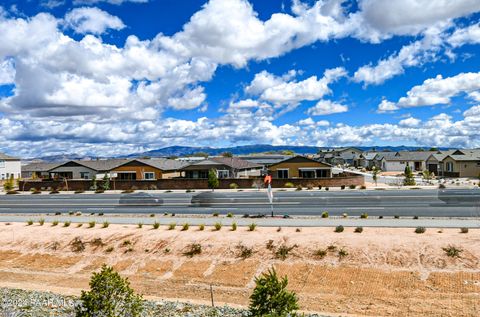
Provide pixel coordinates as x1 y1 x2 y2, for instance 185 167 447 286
269 155 332 167
136 158 188 171
362 152 379 160
180 157 262 170
0 153 20 161
71 159 130 171
22 162 62 172
446 154 480 162
379 151 436 161
238 155 292 166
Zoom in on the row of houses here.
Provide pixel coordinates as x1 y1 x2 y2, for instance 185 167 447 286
317 147 480 177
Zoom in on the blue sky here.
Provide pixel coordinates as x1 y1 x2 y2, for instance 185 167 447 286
0 0 480 157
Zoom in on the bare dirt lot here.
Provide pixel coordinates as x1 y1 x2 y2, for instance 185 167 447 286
0 222 479 316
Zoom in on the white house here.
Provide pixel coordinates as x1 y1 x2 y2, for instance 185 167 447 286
378 151 436 172
0 153 21 180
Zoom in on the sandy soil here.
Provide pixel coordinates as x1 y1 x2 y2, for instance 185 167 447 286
0 222 479 316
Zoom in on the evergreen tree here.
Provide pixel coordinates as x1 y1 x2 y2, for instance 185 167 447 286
403 166 416 186
208 169 219 191
102 174 110 191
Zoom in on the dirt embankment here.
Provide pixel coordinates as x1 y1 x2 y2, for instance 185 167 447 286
0 222 479 316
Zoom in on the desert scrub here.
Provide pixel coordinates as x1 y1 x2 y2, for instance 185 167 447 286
231 222 237 231
153 221 161 229
338 248 348 259
183 243 202 257
321 211 329 218
334 225 344 233
266 239 275 250
52 220 59 227
295 228 301 232
229 183 239 189
71 237 85 252
349 184 356 189
27 219 33 226
198 224 205 231
295 185 302 191
415 226 426 234
88 221 96 228
443 245 463 258
137 222 143 229
248 223 257 231
275 244 297 260
460 227 469 234
327 245 337 252
360 213 368 219
38 218 45 226
168 223 176 230
214 222 222 231
91 238 105 247
212 212 219 217
314 249 327 259
122 240 132 247
181 223 190 231
105 246 114 253
237 244 253 259
354 226 363 233
226 212 233 218
101 221 109 228
284 182 294 188
64 221 71 227
77 223 83 228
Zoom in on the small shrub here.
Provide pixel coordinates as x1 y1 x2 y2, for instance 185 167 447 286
153 222 161 229
340 185 345 190
295 228 301 232
415 226 426 234
55 212 62 216
76 223 83 228
349 185 356 189
354 226 363 233
438 184 446 189
122 240 132 247
342 213 348 218
199 224 205 231
98 212 104 216
327 245 337 252
284 182 294 188
105 246 114 253
71 237 85 252
443 245 463 258
229 183 239 189
394 215 400 219
69 211 75 216
39 218 45 226
275 244 297 260
168 223 176 230
360 185 367 190
91 238 105 247
276 226 282 232
27 219 33 226
325 187 329 191
181 223 189 231
183 243 202 257
237 244 253 259
460 227 469 234
149 214 155 217
64 221 71 227
314 249 327 259
360 213 368 219
338 248 348 259
226 212 233 218
318 185 322 190
334 225 344 233
212 212 219 217
295 185 302 191
214 222 222 231
124 247 134 253
378 215 384 219
413 215 419 220
231 222 237 231
321 211 329 218
52 220 59 226
248 223 257 231
102 221 109 228
266 239 275 250
164 248 170 254
137 223 143 228
88 221 96 228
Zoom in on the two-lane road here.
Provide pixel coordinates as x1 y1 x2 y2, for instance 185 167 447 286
0 189 479 217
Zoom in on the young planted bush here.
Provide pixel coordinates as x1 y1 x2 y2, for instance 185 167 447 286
39 218 45 226
183 243 202 257
284 182 294 188
314 249 327 259
237 244 253 259
349 185 356 189
231 222 237 231
102 221 109 228
443 245 463 258
198 224 205 231
27 219 33 226
340 185 345 190
415 226 426 234
212 212 219 217
249 268 299 317
214 222 222 231
167 223 175 230
64 221 71 227
354 226 363 233
229 183 239 189
338 248 349 259
71 237 85 252
248 223 257 232
226 212 233 218
77 223 83 228
334 225 344 233
137 223 143 229
181 223 189 231
153 222 161 229
76 265 143 317
295 185 302 191
52 220 59 227
88 221 96 228
321 211 329 218
275 244 297 260
360 213 368 219
460 227 469 234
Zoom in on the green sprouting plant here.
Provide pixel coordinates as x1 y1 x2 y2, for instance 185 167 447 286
314 249 327 259
88 221 96 228
321 211 329 218
183 243 202 257
181 223 190 231
415 226 426 234
27 219 33 226
198 224 205 231
443 245 463 258
167 223 175 230
334 225 344 233
226 212 233 218
338 248 348 259
237 244 253 259
360 213 368 219
52 220 59 226
102 221 109 228
354 226 363 233
64 221 71 227
275 244 297 260
212 212 219 217
137 223 143 229
231 222 237 231
248 223 257 232
39 218 45 226
214 222 222 231
153 222 161 229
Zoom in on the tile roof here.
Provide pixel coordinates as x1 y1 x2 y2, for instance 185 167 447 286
136 158 188 171
210 157 262 169
22 162 62 172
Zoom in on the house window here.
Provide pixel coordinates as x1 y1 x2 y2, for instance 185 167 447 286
80 172 90 179
300 170 315 178
316 169 329 178
144 172 155 180
446 162 454 172
217 170 229 179
277 169 289 179
0 160 4 168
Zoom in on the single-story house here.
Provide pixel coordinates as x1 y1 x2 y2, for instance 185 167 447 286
378 151 436 172
21 162 61 179
180 157 263 179
0 153 21 180
427 150 480 177
317 147 363 166
268 156 332 179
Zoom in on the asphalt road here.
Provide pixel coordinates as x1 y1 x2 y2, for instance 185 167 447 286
1 189 480 217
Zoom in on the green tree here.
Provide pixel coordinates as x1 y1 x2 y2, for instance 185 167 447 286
76 265 143 317
221 151 233 157
3 174 14 191
403 166 416 186
428 147 438 151
192 152 209 158
91 175 97 191
208 169 219 191
102 174 110 191
249 268 299 317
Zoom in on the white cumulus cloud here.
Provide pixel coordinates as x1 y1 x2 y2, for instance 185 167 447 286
64 7 125 35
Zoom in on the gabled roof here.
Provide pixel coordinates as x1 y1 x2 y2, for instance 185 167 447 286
180 157 262 170
135 158 188 171
70 159 130 171
22 162 62 172
380 151 436 161
269 155 332 167
0 153 20 161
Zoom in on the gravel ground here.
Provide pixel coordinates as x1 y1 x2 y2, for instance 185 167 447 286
0 288 331 317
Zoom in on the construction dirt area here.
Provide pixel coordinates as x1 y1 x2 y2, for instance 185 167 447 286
0 222 479 316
